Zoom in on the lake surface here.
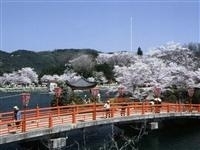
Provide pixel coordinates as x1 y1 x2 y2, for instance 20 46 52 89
139 120 200 150
1 92 200 150
0 91 53 112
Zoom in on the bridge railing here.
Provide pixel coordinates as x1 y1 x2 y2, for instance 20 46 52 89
1 102 200 136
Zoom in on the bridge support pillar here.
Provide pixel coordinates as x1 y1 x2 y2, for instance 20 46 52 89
93 103 96 120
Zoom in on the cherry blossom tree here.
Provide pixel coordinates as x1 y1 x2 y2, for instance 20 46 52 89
40 71 81 83
149 41 199 70
96 52 138 67
0 67 38 86
113 42 200 94
69 54 95 77
40 74 60 82
114 57 172 93
18 67 38 84
92 71 108 84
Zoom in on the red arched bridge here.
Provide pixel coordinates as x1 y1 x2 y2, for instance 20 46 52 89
0 102 200 144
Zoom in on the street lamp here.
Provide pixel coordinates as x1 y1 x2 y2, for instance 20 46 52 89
118 86 124 97
21 92 30 132
187 87 194 105
153 86 161 98
21 92 30 108
91 87 99 102
153 86 162 113
54 87 62 106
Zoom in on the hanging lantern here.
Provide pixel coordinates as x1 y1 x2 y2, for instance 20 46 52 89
91 87 99 97
118 86 124 97
54 87 62 98
153 86 161 97
21 93 30 108
187 87 194 97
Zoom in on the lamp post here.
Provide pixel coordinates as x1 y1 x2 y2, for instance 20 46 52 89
187 87 194 105
54 87 62 116
21 92 30 108
54 87 62 106
118 86 124 97
91 87 99 102
153 86 161 98
21 92 30 132
91 87 99 120
153 86 161 113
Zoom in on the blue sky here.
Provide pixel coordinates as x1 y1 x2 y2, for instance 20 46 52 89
0 0 199 52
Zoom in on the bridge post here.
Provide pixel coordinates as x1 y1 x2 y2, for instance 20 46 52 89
127 105 130 116
190 103 192 112
111 107 114 117
57 105 60 117
21 93 30 132
178 103 181 112
49 114 53 128
167 104 169 113
188 87 194 112
36 105 39 127
92 103 96 120
142 103 144 115
36 105 39 117
72 107 76 123
175 103 177 112
22 119 26 132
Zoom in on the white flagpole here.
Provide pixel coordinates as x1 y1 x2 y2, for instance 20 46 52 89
130 17 133 52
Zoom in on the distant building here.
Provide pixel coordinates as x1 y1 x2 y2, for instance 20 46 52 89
48 82 58 93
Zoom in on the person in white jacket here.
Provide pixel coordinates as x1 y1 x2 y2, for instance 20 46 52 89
13 106 21 128
104 100 111 118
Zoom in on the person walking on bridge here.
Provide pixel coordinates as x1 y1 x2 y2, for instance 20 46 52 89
104 100 111 118
13 106 21 128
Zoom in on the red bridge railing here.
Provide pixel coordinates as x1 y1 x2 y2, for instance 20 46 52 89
0 102 200 136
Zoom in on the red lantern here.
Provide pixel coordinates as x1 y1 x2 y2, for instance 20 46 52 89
21 93 30 107
91 87 99 97
54 87 62 98
188 87 194 97
153 86 161 97
118 86 124 97
54 87 62 106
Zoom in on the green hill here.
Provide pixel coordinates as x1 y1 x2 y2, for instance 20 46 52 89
0 49 99 76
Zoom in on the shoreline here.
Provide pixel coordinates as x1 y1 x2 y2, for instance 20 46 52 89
0 87 48 93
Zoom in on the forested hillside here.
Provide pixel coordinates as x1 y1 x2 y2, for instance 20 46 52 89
0 49 99 76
